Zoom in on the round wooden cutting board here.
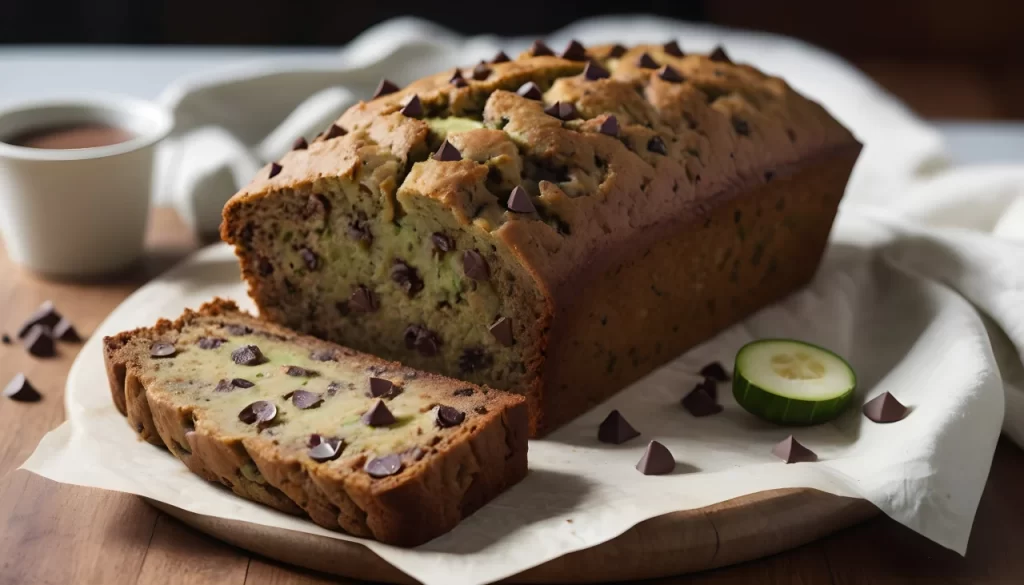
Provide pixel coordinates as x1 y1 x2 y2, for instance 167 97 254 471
147 488 876 583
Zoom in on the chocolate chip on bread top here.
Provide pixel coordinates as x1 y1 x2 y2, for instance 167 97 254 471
222 40 860 435
103 299 528 546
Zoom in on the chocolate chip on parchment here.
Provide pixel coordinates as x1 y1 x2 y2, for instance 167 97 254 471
544 101 578 121
308 435 344 462
472 61 492 80
430 232 454 254
608 44 627 58
458 348 492 373
400 95 423 118
681 383 722 417
433 140 462 162
365 454 403 478
268 162 282 179
52 318 81 342
372 79 400 98
491 51 511 63
369 377 395 398
362 399 396 427
290 390 323 410
700 361 730 382
291 136 308 150
529 40 554 57
324 124 347 140
283 365 316 377
658 65 684 83
636 440 675 475
709 46 732 63
17 301 61 338
516 82 543 101
599 115 619 137
239 401 277 426
488 317 514 347
391 260 424 297
231 344 265 366
462 250 490 281
598 410 640 444
349 285 379 313
663 40 684 57
506 185 536 213
560 39 587 61
863 392 908 423
647 136 668 155
772 435 817 463
149 341 175 358
3 373 40 402
436 405 466 428
637 53 659 69
299 247 319 271
583 60 610 80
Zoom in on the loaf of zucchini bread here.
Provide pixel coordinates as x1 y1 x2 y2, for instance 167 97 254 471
103 299 527 546
222 40 861 435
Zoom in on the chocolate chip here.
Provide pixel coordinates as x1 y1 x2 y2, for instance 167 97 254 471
346 218 373 245
506 185 536 213
3 373 40 402
369 377 395 398
863 392 908 423
709 46 732 63
462 250 490 281
560 39 587 61
529 40 554 57
52 318 80 342
583 60 610 80
365 454 403 478
489 317 514 347
324 123 347 140
636 440 675 475
658 65 684 83
449 68 465 84
292 136 308 150
492 51 511 63
647 136 668 155
349 285 379 313
299 248 319 271
433 140 461 162
231 344 265 366
232 378 255 388
663 40 684 57
436 405 466 428
681 383 722 417
544 101 578 121
598 410 640 444
399 95 423 118
17 301 61 338
326 381 342 396
599 115 619 137
608 44 627 58
362 399 396 427
283 365 316 377
290 390 323 410
458 348 493 373
732 118 750 137
215 378 252 392
699 361 730 382
474 406 488 415
150 341 175 358
268 162 282 179
637 53 659 69
1 334 10 344
391 260 424 297
373 79 400 98
226 324 252 336
404 325 441 357
258 258 274 276
517 81 543 101
453 388 474 397
430 232 454 254
238 401 277 426
308 436 343 462
772 435 817 463
310 349 336 362
472 61 492 80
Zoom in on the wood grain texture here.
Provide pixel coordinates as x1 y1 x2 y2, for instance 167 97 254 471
0 208 1022 585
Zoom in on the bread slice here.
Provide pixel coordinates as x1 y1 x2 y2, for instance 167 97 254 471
103 299 528 546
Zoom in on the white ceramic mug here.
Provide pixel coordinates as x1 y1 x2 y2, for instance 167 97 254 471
0 96 173 278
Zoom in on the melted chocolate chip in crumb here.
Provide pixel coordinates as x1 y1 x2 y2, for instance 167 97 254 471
462 250 490 281
474 406 488 415
458 348 493 373
430 232 454 254
238 401 277 426
647 136 668 155
150 342 176 358
283 365 317 377
489 317 514 347
349 286 379 313
299 248 319 271
391 260 424 296
404 325 441 357
436 405 466 428
225 324 252 336
197 337 226 350
231 345 265 366
453 388 475 397
310 349 336 362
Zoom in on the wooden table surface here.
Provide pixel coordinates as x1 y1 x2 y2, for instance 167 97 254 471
1 209 1021 585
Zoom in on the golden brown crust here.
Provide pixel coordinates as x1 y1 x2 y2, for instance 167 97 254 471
102 300 528 546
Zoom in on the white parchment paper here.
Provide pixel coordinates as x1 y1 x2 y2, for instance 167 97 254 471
22 206 1017 585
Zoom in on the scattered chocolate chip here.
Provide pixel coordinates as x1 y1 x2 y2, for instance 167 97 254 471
636 440 675 475
681 383 722 417
647 136 668 155
404 325 441 357
346 218 373 245
362 399 396 427
583 60 610 80
290 390 323 410
231 344 265 366
863 392 908 423
3 373 40 402
699 361 729 382
732 118 750 137
772 435 817 463
453 388 474 397
544 101 578 121
239 401 277 426
637 53 659 69
150 341 176 358
449 68 465 84
17 301 61 338
372 79 400 98
268 162 283 179
433 140 462 162
489 317 514 347
458 348 493 373
365 454 403 478
462 250 490 281
474 406 488 415
451 75 469 88
492 51 511 63
308 436 343 462
529 40 554 57
232 378 255 389
391 260 424 297
1 334 10 344
215 378 252 392
658 64 684 83
663 40 684 57
283 365 316 377
310 349 336 362
709 46 732 63
436 405 466 428
608 44 627 58
326 381 342 396
506 185 536 213
299 248 319 271
324 124 347 140
369 377 396 398
349 285 379 313
430 232 454 254
599 115 619 137
560 39 587 61
292 136 308 150
226 324 252 336
400 95 423 118
516 82 543 102
52 318 80 342
598 410 640 444
472 61 492 80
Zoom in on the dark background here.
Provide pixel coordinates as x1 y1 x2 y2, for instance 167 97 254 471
3 0 1023 119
